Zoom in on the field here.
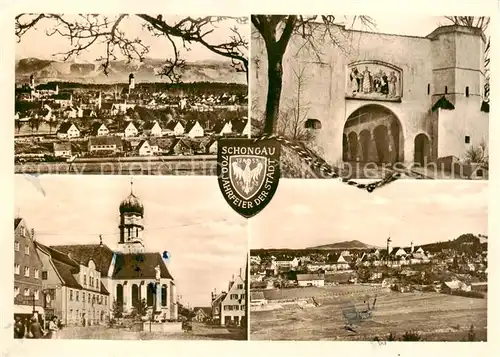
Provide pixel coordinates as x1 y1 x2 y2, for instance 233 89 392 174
57 323 246 340
250 286 487 341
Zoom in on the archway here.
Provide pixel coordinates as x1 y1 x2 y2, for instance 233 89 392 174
359 130 372 162
342 134 349 161
147 282 155 307
116 284 123 306
343 104 403 164
132 284 139 307
347 132 358 161
161 285 167 307
414 133 430 166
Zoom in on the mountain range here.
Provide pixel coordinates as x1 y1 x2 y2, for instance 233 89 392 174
306 234 487 252
307 240 380 250
15 57 246 85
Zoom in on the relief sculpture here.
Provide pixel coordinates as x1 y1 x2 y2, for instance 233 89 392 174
347 62 402 101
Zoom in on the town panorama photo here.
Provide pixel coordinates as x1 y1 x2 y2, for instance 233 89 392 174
14 14 249 176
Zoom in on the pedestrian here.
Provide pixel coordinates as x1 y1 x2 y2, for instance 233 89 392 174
29 316 45 339
48 316 59 339
14 316 25 339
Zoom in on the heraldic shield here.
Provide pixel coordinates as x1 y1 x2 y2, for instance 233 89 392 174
217 138 281 218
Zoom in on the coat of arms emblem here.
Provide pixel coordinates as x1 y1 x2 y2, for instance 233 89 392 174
217 138 281 218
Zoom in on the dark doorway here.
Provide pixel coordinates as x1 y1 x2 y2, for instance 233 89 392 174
414 133 430 166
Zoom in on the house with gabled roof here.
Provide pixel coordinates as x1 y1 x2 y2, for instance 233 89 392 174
168 138 193 156
164 120 184 136
34 241 111 326
296 273 325 287
123 122 139 138
53 142 72 158
193 307 212 322
184 120 204 138
231 118 251 137
220 272 246 326
91 122 110 137
14 218 45 319
88 136 123 155
213 120 232 136
143 121 163 137
57 122 80 139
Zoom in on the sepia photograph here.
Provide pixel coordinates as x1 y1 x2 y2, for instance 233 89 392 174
250 15 490 180
13 175 248 340
249 180 487 341
14 14 249 176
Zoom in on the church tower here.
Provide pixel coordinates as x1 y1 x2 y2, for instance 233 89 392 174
386 237 392 255
118 180 145 254
128 73 135 95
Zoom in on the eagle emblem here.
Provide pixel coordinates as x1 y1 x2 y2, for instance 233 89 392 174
217 137 281 218
230 156 266 200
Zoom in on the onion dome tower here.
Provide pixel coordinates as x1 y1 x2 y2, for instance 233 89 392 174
118 179 145 254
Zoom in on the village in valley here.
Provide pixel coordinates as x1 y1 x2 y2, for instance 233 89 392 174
250 234 488 341
14 73 249 169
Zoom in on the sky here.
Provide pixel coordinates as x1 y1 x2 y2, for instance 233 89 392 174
16 14 248 63
250 179 488 249
15 175 247 308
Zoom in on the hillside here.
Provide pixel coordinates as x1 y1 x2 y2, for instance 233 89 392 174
15 57 246 85
306 240 378 250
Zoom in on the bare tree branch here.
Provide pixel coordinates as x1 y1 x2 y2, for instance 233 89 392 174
15 14 248 83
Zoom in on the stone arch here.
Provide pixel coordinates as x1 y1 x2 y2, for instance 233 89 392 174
347 132 358 161
359 130 372 162
414 133 431 166
343 104 404 164
342 134 349 161
132 284 139 307
116 284 123 306
304 118 322 130
161 284 167 307
147 282 155 307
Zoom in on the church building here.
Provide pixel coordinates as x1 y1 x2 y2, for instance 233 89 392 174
34 183 177 325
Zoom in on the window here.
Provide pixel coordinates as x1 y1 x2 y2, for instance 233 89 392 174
69 290 73 301
240 294 245 300
105 296 107 305
20 227 26 237
230 294 238 299
88 294 91 303
427 84 430 95
70 309 73 320
25 245 30 255
14 286 19 296
24 266 30 277
84 274 87 285
14 241 19 251
24 288 29 297
34 289 39 300
477 169 484 177
76 291 79 301
465 86 470 97
237 284 244 290
14 263 20 275
223 305 228 311
83 292 85 301
42 271 48 280
445 86 448 94
465 136 471 144
34 269 39 279
241 305 246 311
